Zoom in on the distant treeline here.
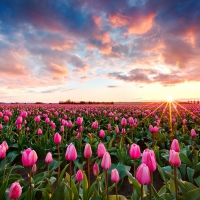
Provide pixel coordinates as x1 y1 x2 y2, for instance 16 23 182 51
59 100 114 104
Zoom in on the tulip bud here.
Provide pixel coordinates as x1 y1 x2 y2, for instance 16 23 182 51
54 132 62 144
93 163 99 176
97 142 106 157
129 143 141 159
84 143 92 158
45 152 53 163
169 150 181 166
9 182 22 199
111 168 120 183
76 169 83 181
22 148 38 167
101 152 111 170
191 129 197 138
65 143 77 161
170 139 180 152
136 163 151 185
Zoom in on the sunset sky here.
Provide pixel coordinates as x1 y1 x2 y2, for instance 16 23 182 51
0 0 200 103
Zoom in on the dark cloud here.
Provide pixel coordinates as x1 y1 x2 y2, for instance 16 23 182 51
107 85 120 88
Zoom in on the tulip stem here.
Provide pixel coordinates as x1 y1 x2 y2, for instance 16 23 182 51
3 156 6 183
57 144 60 179
115 183 119 200
29 166 32 200
133 159 136 177
174 166 178 200
149 172 153 200
104 170 109 200
141 184 143 200
70 161 72 187
88 158 90 187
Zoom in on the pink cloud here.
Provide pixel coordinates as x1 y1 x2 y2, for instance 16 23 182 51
109 12 156 34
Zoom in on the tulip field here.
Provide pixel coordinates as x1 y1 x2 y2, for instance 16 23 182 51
0 102 200 200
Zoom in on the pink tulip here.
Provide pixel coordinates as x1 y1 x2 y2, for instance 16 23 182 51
4 115 9 122
22 148 38 167
76 117 83 126
101 152 111 170
107 124 112 130
0 124 3 130
153 126 159 133
1 141 8 151
183 119 187 125
54 132 62 144
97 142 106 157
115 125 120 134
45 117 50 124
45 152 53 163
128 117 134 125
92 120 99 129
136 163 151 185
0 144 6 158
191 129 197 138
76 169 83 181
149 125 154 133
60 125 65 132
129 144 141 159
67 120 73 128
170 139 180 152
121 117 127 127
99 129 105 138
93 163 99 176
35 115 40 123
65 143 77 161
169 150 181 166
9 182 22 199
76 132 81 139
16 116 23 124
142 149 157 172
50 121 56 130
111 168 120 183
21 111 27 118
0 112 3 118
37 128 43 135
84 143 92 158
121 128 126 135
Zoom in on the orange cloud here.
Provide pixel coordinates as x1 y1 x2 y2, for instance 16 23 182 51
48 62 69 77
93 16 102 29
109 12 156 34
94 31 111 44
99 44 112 54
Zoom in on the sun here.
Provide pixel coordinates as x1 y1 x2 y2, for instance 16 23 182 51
166 95 173 102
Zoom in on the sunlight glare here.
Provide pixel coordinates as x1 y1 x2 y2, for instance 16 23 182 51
167 95 173 102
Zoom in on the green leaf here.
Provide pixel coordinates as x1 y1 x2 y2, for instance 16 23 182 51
152 185 164 200
180 188 200 200
180 164 186 180
194 176 200 187
187 167 195 183
0 180 8 200
179 153 193 168
57 164 69 188
51 182 67 200
64 172 78 200
82 172 89 200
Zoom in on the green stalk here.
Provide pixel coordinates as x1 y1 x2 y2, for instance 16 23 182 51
174 166 178 200
104 170 109 200
3 156 6 183
70 161 72 187
141 184 143 200
29 166 32 200
57 144 60 179
88 158 90 187
115 183 119 200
